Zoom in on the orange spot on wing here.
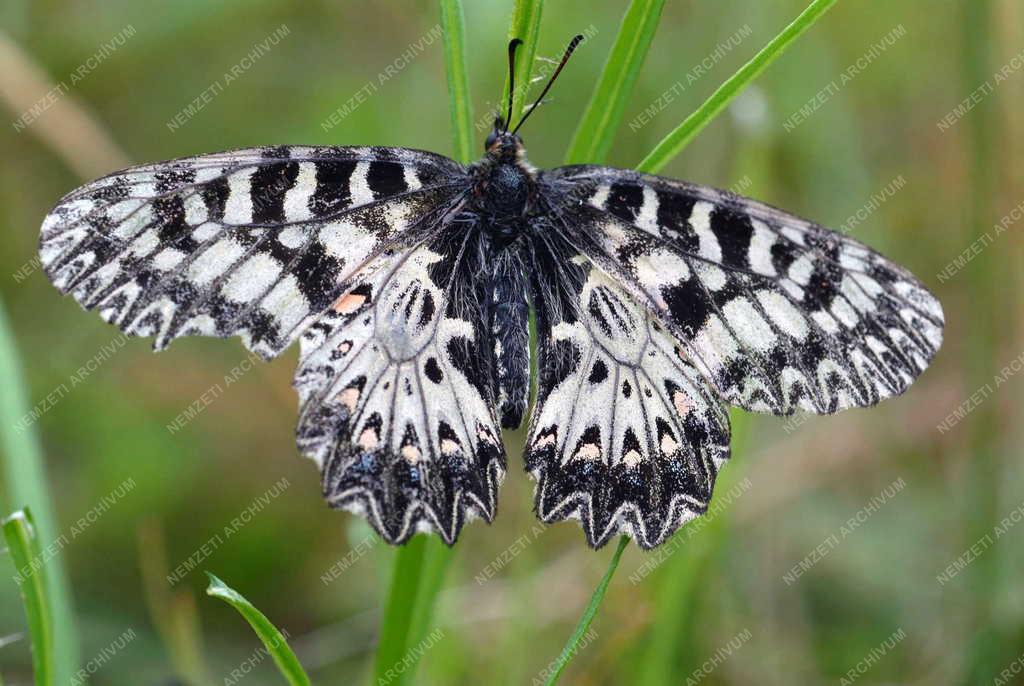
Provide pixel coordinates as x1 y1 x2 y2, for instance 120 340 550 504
334 292 366 314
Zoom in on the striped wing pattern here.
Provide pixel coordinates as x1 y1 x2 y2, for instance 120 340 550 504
40 146 464 358
40 146 509 544
542 166 944 416
521 167 943 547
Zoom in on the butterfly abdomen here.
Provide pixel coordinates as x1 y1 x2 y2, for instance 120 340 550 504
488 248 531 429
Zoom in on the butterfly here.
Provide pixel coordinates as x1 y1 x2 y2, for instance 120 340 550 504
38 36 942 550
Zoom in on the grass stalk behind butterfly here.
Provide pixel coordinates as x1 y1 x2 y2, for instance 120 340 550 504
0 301 79 684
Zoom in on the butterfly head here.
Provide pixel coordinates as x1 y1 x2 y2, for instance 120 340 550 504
484 121 526 163
483 34 584 161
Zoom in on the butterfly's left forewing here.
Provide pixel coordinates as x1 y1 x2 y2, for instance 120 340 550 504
40 146 465 358
41 145 507 544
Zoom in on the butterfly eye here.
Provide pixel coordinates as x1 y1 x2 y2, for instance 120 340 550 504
485 131 498 150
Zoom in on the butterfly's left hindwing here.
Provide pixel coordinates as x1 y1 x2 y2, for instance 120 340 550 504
294 221 506 545
40 145 510 545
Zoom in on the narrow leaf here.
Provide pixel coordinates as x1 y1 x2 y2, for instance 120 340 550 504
0 299 78 683
440 0 474 164
3 508 54 686
564 0 665 164
503 0 545 126
637 0 839 173
372 537 427 686
205 573 311 686
544 536 628 685
405 537 453 653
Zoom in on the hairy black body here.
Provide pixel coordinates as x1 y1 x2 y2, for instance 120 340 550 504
469 129 536 429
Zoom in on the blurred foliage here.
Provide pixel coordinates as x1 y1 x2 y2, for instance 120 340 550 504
1 1 1022 684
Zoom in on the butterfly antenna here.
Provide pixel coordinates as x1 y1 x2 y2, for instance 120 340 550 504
511 34 584 136
504 39 522 132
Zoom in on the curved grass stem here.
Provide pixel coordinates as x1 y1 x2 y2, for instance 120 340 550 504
564 0 666 164
637 0 839 173
0 299 78 683
205 573 311 686
543 536 629 685
3 509 54 686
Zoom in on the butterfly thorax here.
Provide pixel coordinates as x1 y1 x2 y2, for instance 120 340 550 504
470 132 536 243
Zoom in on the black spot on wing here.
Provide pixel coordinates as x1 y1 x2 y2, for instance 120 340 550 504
367 161 409 199
91 177 129 202
250 161 299 223
588 359 608 384
606 183 644 222
662 281 713 338
200 176 230 222
656 190 699 250
310 161 356 216
154 168 196 192
418 290 436 327
710 205 754 269
804 261 844 309
152 196 188 243
771 239 798 275
424 356 443 384
293 241 342 307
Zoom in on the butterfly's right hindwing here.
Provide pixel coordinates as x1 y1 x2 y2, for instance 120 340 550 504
40 146 466 358
524 228 730 549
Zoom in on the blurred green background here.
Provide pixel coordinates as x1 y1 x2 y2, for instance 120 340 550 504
1 1 1022 684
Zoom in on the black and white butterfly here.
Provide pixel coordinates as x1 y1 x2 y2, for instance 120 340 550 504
39 36 942 549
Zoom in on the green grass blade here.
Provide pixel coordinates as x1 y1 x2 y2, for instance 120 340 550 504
503 0 545 126
405 538 453 658
636 0 839 173
3 508 54 686
372 537 428 686
205 573 311 686
564 0 665 164
0 299 78 683
544 536 628 686
440 0 474 164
